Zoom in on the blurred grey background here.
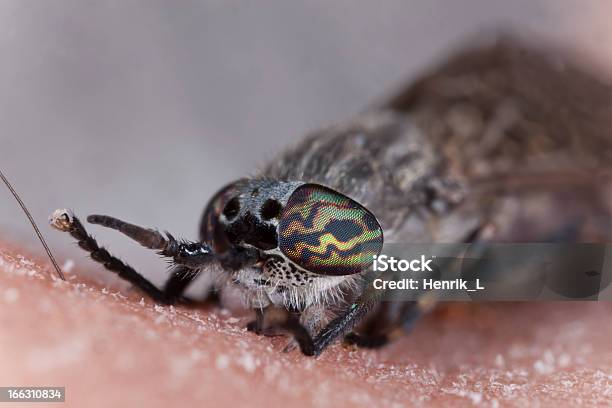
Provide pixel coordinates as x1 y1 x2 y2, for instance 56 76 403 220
1 1 610 285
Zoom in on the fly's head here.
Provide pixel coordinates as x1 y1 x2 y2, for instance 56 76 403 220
200 179 384 278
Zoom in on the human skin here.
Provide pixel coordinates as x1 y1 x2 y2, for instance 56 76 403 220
1 243 611 407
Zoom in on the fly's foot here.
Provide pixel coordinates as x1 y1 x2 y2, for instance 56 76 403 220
49 209 75 232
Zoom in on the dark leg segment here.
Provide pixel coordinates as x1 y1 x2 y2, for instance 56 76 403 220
246 308 265 334
162 266 199 301
276 288 382 356
273 285 424 355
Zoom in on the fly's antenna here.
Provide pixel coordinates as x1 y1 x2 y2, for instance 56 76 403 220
0 169 65 280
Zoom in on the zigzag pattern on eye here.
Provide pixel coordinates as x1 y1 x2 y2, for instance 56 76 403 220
293 246 379 271
281 222 381 254
279 185 382 274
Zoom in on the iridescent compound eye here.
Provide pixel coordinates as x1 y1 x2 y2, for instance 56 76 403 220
278 184 383 276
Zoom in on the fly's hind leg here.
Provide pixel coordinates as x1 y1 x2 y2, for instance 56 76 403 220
254 290 381 356
243 304 327 353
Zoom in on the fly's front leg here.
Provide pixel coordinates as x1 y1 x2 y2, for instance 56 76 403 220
248 304 330 351
86 214 213 267
305 295 379 356
263 289 381 356
280 303 329 352
243 283 388 356
88 213 258 271
49 209 212 304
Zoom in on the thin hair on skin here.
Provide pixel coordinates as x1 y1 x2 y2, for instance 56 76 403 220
0 169 65 280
